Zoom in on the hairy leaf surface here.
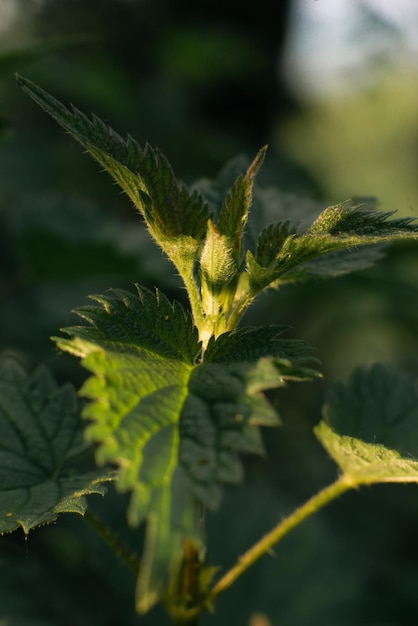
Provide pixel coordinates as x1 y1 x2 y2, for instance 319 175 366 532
315 365 418 484
218 146 266 238
0 358 114 534
16 75 209 279
248 200 418 291
204 325 319 368
54 285 318 611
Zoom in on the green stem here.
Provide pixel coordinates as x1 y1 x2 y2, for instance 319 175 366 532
208 475 353 601
225 277 260 331
225 293 255 331
181 272 205 329
84 508 141 574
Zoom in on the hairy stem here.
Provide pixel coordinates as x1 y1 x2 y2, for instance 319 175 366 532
181 273 205 328
208 475 353 601
84 508 141 574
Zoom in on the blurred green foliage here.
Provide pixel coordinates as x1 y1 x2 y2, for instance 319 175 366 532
1 1 418 625
279 72 418 214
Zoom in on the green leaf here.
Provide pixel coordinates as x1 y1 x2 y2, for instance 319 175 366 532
0 358 114 535
183 353 318 509
54 286 200 612
199 219 238 294
254 221 297 267
204 325 319 369
54 285 315 612
287 244 387 280
247 200 418 291
16 75 209 283
198 148 267 323
191 153 253 221
315 364 418 485
217 146 267 244
307 199 417 237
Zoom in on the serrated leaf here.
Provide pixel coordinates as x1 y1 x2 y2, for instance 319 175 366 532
247 200 418 291
181 355 314 509
307 199 417 237
315 365 418 485
0 358 114 535
204 325 319 369
16 75 209 278
191 154 253 221
54 285 315 612
217 146 267 242
254 221 297 267
198 148 267 321
288 244 387 280
54 286 200 612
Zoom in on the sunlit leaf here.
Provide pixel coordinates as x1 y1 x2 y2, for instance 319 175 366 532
54 285 317 612
248 200 418 291
16 74 209 280
315 365 418 485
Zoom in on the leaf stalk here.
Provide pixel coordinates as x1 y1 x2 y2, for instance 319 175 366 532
84 508 141 574
208 475 354 601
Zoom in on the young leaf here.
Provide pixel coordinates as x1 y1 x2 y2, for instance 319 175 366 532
254 221 297 268
191 153 255 221
286 244 387 280
0 358 114 535
247 200 418 292
198 148 267 324
307 199 417 237
217 146 267 247
54 285 318 612
315 364 418 485
16 75 209 318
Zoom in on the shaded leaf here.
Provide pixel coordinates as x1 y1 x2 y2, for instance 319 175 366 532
255 221 297 267
0 358 114 534
182 355 318 509
289 244 387 280
315 365 418 484
204 325 319 368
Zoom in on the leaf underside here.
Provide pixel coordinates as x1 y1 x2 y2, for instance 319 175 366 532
315 364 418 485
0 358 114 535
54 285 319 612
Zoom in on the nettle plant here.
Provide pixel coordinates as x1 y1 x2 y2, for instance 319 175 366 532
3 75 418 624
